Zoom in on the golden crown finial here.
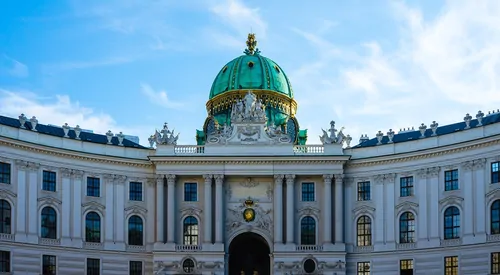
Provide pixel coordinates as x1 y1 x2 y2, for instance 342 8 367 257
245 33 257 55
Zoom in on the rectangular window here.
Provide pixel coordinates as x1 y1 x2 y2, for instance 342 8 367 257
87 258 100 275
492 162 500 184
357 182 371 201
301 182 315 201
0 162 11 184
129 261 143 275
444 256 458 275
87 177 100 197
400 176 414 197
445 169 459 191
0 250 10 272
43 171 57 192
400 259 413 275
492 252 500 275
129 182 143 201
42 255 57 275
357 262 370 275
184 182 197 201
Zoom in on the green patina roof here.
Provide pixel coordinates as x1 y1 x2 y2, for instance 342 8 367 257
209 35 293 99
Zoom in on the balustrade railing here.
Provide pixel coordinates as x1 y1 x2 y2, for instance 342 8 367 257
176 244 202 251
293 145 324 154
295 245 323 251
0 233 14 241
174 145 205 154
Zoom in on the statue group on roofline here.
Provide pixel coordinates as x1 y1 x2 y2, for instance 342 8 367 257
148 122 179 147
320 120 352 147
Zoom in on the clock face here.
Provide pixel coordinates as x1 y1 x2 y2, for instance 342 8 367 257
243 208 255 222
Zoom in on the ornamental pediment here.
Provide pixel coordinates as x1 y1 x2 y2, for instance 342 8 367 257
124 205 148 215
180 207 203 217
297 206 320 216
38 196 62 205
439 195 464 206
395 201 419 213
0 189 17 200
352 204 375 218
81 201 105 212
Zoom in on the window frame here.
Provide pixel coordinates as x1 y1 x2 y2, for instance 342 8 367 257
356 215 372 246
42 254 57 275
492 200 500 235
0 199 12 234
129 181 143 201
86 258 101 275
41 206 57 239
356 261 370 275
357 181 371 201
300 216 316 245
399 176 414 197
443 206 460 240
183 216 199 245
85 211 101 243
492 161 500 184
399 259 414 275
42 170 57 192
0 162 11 185
301 182 315 202
86 177 101 197
128 215 144 246
399 212 415 243
183 182 198 202
0 250 10 273
444 169 459 191
492 252 500 275
444 256 459 275
129 260 143 275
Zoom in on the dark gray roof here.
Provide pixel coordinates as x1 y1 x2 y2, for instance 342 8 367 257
353 113 500 148
0 115 147 149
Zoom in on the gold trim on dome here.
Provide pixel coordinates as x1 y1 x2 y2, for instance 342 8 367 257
206 89 298 117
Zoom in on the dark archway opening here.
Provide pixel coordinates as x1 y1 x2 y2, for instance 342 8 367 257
229 232 270 275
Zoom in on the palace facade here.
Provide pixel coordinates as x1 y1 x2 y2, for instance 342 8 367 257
1 34 500 275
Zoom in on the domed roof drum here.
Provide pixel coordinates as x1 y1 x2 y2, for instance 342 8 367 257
205 34 298 128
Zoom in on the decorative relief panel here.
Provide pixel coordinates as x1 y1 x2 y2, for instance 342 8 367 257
124 205 148 216
438 195 464 210
297 206 320 217
395 201 419 215
226 198 273 237
352 204 375 219
180 207 202 219
81 201 105 214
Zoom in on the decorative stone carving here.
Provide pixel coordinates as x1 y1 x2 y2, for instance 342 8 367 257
239 177 259 188
27 162 40 172
322 174 333 182
359 134 369 144
387 129 395 143
476 111 484 126
266 183 273 200
473 158 486 169
416 168 429 179
15 160 28 170
74 125 82 140
375 130 383 145
464 113 472 129
461 161 473 171
226 199 273 236
150 123 180 147
230 91 266 123
62 123 70 138
71 170 84 179
166 174 176 185
374 173 396 184
18 114 27 129
214 174 224 185
81 201 105 212
147 178 156 187
106 130 113 144
352 205 376 218
297 206 320 216
180 207 202 217
428 167 441 177
318 260 346 271
29 116 38 131
38 197 62 205
439 195 464 208
395 201 419 213
117 132 125 146
419 123 427 138
430 121 439 136
0 189 17 200
320 120 349 145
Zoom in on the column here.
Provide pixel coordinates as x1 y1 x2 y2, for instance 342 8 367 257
417 169 428 241
384 174 395 243
15 160 27 241
166 174 176 243
474 159 486 236
374 175 385 245
462 161 474 238
146 178 156 244
334 174 344 244
323 174 333 244
115 175 126 243
428 167 440 241
61 169 72 243
273 174 284 244
27 162 39 241
285 174 295 244
156 176 164 243
104 174 115 243
203 174 213 244
215 174 224 243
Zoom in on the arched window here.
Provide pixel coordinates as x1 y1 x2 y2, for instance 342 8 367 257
399 212 415 243
357 215 372 246
444 206 460 239
0 199 11 234
183 216 198 245
300 216 316 245
128 215 144 246
491 200 500 235
41 207 57 239
182 259 195 273
85 212 101 243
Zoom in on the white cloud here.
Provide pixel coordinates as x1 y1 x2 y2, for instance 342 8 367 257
290 0 500 145
140 83 184 109
1 55 29 78
0 89 153 146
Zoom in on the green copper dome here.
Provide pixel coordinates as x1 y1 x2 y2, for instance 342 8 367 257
209 41 293 99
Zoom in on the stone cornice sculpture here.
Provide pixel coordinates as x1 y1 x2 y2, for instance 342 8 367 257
149 122 179 147
320 120 351 146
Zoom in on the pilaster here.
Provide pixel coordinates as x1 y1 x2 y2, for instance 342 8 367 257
155 175 165 244
27 162 39 243
473 158 487 241
61 168 72 246
71 170 84 247
203 174 213 244
285 174 295 245
428 167 440 245
166 174 176 244
273 174 284 246
15 160 28 242
416 169 429 244
215 174 224 244
322 174 333 245
146 178 156 245
334 174 345 246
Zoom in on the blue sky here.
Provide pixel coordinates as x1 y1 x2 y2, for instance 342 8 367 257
1 0 500 146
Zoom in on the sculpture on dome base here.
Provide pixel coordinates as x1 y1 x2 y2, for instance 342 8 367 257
231 91 267 123
148 122 179 147
320 120 352 147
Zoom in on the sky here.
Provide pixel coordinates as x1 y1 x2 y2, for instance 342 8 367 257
1 0 500 146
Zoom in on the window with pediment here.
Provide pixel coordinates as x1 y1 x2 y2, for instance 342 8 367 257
300 216 316 245
399 212 415 243
183 216 198 245
128 215 144 246
41 206 57 239
0 200 11 234
356 215 372 246
85 212 101 243
492 200 500 235
444 206 460 239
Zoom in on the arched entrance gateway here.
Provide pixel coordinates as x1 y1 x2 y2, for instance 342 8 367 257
228 232 271 275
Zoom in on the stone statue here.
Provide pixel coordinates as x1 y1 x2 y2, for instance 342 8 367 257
319 120 349 145
243 91 257 119
254 99 265 119
150 122 180 147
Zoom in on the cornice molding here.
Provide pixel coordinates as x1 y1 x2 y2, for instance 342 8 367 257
346 136 500 168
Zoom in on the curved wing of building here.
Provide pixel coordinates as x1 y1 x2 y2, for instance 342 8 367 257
1 34 500 275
